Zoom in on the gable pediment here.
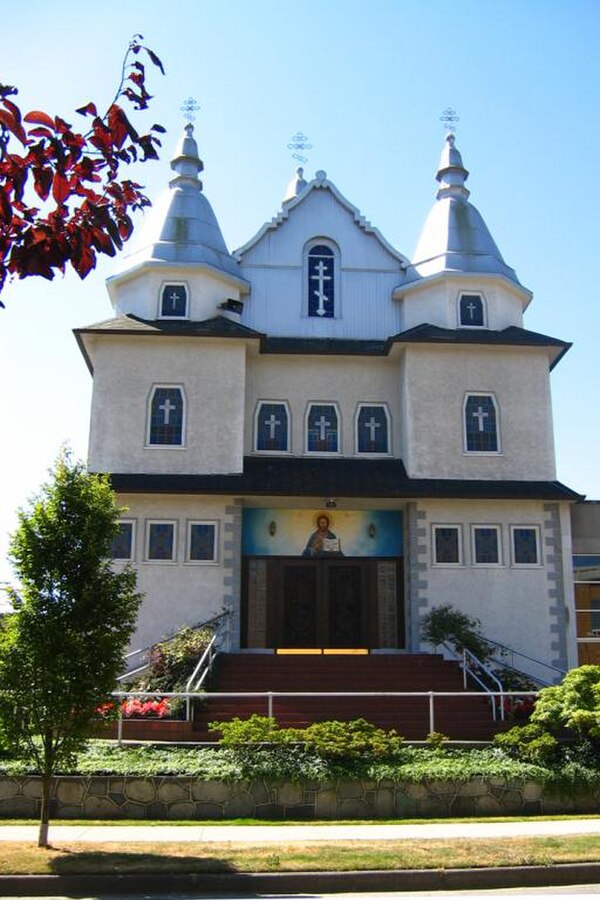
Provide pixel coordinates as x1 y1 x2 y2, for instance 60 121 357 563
235 175 409 272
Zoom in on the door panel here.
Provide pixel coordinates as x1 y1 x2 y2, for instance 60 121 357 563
282 565 318 646
328 564 364 647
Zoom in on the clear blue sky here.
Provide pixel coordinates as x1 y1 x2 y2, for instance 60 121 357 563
2 0 599 591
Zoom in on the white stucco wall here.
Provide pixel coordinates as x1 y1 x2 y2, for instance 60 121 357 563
416 499 571 675
107 266 242 322
402 345 556 480
239 189 404 339
113 494 232 652
398 276 526 333
244 350 401 457
88 336 246 474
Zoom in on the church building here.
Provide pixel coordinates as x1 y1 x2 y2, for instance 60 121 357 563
75 124 581 679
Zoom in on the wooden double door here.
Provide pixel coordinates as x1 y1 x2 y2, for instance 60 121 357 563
242 556 404 650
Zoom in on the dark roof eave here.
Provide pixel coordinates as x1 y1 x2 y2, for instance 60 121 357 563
109 457 583 502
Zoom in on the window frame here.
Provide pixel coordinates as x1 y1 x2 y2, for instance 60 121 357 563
510 525 542 567
146 384 187 449
158 281 189 319
253 400 291 455
110 519 136 562
302 238 341 320
471 524 503 567
145 520 178 563
355 403 391 456
305 401 342 456
463 392 501 455
186 520 219 565
458 291 486 328
431 524 463 567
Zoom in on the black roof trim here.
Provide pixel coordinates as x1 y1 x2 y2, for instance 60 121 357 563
74 317 570 367
388 324 571 369
110 456 583 501
74 314 264 339
261 337 387 355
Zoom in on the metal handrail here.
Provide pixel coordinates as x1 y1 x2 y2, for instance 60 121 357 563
440 641 505 721
110 688 539 746
481 636 566 679
182 611 232 718
463 647 505 721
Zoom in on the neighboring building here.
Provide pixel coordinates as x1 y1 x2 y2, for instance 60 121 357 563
75 125 582 679
572 501 600 664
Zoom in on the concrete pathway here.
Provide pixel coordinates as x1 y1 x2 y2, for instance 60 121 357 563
2 818 600 843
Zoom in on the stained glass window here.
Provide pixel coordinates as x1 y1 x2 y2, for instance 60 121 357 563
473 526 500 564
357 405 388 453
433 526 461 564
460 293 484 327
512 527 539 565
160 284 187 318
307 404 338 453
188 522 217 562
111 521 134 560
256 403 289 452
308 245 335 318
465 395 498 452
147 522 175 560
149 387 184 445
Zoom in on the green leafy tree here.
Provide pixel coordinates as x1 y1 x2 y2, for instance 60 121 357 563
530 665 600 739
0 451 141 846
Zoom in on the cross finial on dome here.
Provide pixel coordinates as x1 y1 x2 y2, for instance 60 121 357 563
440 106 460 135
181 96 200 123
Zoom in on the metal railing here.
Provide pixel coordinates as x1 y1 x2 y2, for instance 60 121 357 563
184 633 219 720
117 647 150 683
482 636 566 686
109 688 539 746
441 642 505 720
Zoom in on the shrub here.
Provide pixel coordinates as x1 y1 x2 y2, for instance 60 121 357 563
493 723 558 765
530 665 600 740
300 718 404 759
209 715 404 760
209 714 282 745
420 604 493 662
426 731 449 749
132 625 213 693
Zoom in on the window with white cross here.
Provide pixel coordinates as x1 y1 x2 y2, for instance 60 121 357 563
356 404 389 454
159 283 188 318
464 394 499 453
255 402 289 452
307 403 339 453
148 386 185 446
459 292 485 327
307 244 335 318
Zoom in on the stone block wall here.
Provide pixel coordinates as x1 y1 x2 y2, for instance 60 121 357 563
1 775 600 819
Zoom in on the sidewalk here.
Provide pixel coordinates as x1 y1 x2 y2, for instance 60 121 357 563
2 817 600 843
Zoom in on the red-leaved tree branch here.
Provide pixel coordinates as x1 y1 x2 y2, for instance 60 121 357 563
0 35 165 305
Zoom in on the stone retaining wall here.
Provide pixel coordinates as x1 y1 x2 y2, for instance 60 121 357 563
2 775 600 819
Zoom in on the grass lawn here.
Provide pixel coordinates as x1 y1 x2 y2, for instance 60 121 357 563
2 836 600 875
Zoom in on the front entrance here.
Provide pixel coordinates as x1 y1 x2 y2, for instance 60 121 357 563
279 560 366 647
242 556 404 650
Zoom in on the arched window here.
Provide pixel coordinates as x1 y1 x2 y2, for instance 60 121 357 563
307 244 335 318
148 386 185 446
356 404 390 454
160 283 188 318
464 394 499 452
307 403 339 453
255 402 290 452
459 293 485 327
